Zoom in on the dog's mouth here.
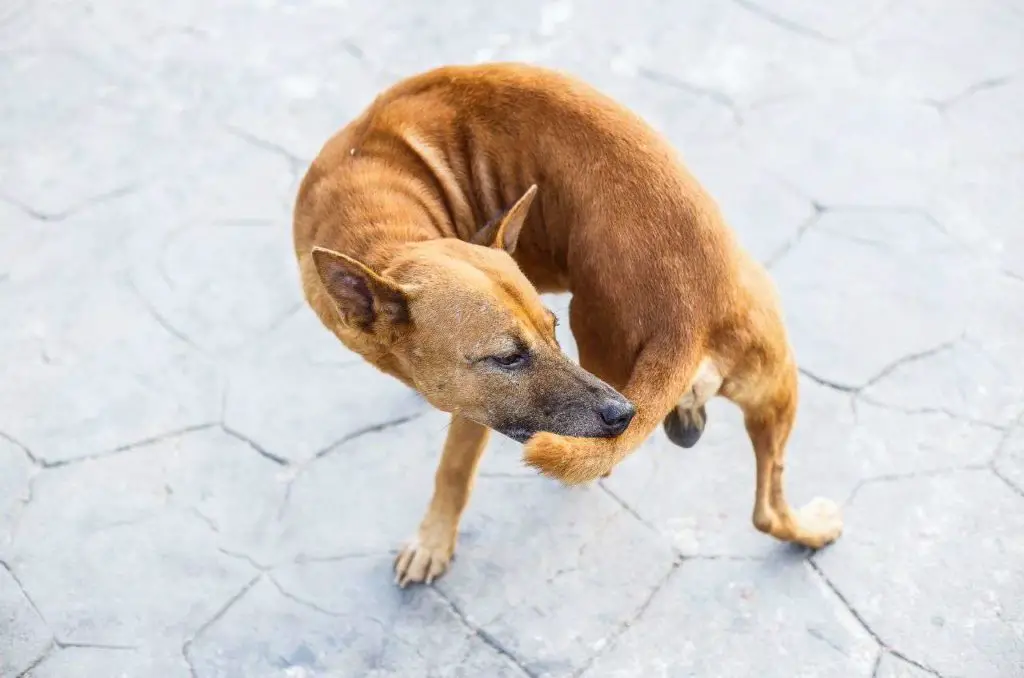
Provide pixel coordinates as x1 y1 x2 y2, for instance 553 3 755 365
497 426 534 443
496 424 623 443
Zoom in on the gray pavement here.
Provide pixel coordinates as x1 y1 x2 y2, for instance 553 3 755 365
1 1 1023 676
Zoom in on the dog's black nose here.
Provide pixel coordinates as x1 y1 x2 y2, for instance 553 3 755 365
598 399 635 436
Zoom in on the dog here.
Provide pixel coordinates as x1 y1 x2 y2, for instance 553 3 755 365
292 62 843 586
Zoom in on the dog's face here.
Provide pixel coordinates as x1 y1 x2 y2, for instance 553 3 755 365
312 186 634 442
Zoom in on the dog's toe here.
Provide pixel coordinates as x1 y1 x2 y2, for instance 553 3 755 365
394 536 453 587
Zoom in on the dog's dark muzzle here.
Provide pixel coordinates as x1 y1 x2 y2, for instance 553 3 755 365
496 391 635 443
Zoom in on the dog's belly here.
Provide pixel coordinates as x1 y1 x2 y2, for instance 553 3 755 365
678 357 724 409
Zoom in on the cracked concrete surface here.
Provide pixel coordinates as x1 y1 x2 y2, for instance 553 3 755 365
2 1 1022 676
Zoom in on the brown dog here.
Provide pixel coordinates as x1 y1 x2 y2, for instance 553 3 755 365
293 62 843 586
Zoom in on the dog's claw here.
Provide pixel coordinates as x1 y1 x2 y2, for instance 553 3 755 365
394 535 453 587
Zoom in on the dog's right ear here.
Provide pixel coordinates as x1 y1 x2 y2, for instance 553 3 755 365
472 184 538 254
311 247 409 331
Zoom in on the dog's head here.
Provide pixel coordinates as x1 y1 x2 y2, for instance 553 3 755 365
311 185 634 442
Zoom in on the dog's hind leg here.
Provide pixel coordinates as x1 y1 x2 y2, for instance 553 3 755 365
395 415 489 587
732 358 843 550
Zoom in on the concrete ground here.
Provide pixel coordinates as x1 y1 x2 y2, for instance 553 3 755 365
2 1 1023 676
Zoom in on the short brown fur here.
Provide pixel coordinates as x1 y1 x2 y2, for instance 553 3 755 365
294 63 842 586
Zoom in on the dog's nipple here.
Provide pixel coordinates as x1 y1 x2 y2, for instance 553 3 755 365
349 147 357 156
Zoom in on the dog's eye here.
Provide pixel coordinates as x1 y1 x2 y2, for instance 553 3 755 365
490 352 527 369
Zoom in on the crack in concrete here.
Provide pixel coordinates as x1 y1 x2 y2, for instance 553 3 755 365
991 464 1024 499
89 512 163 537
635 66 744 125
6 471 39 547
765 207 825 270
801 335 962 398
571 557 682 678
767 203 961 272
257 301 304 341
0 432 43 545
989 409 1024 498
39 422 220 470
816 203 954 241
548 502 627 585
217 546 269 572
599 473 773 563
871 650 884 678
432 587 538 678
1003 268 1024 284
924 73 1019 113
861 336 962 391
0 183 142 223
0 0 30 29
800 367 859 394
267 574 347 619
125 275 203 353
338 37 399 83
274 409 429 522
14 640 56 678
181 574 262 678
0 431 42 467
218 378 230 427
55 639 138 650
1 559 51 634
806 625 849 657
730 0 835 44
597 481 659 538
219 423 289 466
856 394 1006 432
689 553 768 562
224 124 308 175
366 617 422 672
843 465 991 508
313 409 430 460
293 551 384 565
187 506 220 535
808 560 949 678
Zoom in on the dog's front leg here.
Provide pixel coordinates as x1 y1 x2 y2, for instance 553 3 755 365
524 343 695 485
395 415 489 587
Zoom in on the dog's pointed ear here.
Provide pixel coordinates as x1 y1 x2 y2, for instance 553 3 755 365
311 247 409 331
472 184 538 254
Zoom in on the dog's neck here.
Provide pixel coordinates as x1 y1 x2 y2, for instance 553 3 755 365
296 155 539 279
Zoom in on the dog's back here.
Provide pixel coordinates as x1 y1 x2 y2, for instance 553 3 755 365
295 63 759 385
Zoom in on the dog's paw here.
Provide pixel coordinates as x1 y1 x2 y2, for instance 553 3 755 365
394 533 454 587
662 405 707 449
797 497 844 548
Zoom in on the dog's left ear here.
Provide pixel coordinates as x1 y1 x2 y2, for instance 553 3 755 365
310 246 410 332
472 184 538 254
